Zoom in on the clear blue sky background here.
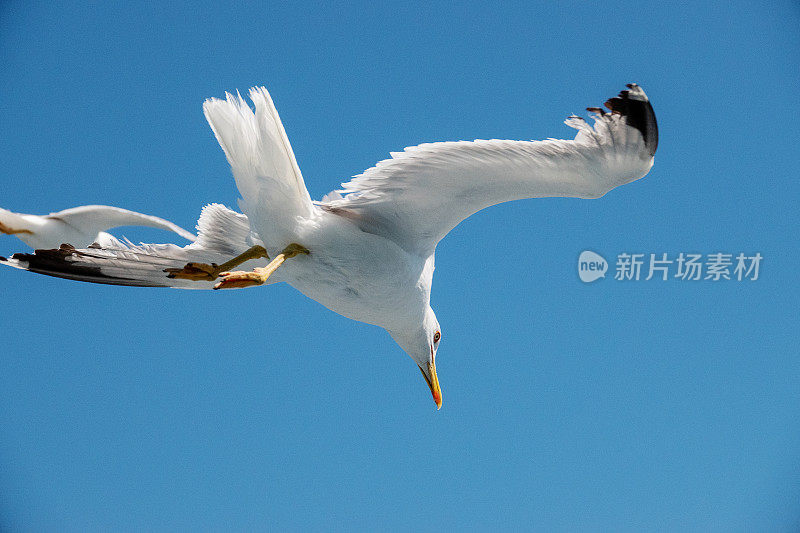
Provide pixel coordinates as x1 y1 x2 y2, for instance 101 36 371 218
1 2 798 531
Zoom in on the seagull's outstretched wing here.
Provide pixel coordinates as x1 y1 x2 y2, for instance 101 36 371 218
321 84 658 257
203 87 315 250
52 205 197 241
0 204 196 249
0 204 265 289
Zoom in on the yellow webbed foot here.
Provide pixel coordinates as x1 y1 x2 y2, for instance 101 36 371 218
213 243 309 290
281 243 310 258
164 262 220 281
213 269 269 289
163 245 270 282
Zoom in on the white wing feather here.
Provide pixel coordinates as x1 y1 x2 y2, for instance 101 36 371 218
322 84 657 256
192 203 263 254
203 87 315 249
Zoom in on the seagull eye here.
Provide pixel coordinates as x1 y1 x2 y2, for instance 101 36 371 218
433 331 441 343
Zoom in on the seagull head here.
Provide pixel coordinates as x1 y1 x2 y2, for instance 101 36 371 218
390 306 443 409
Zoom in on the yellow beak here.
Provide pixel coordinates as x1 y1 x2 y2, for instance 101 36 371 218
418 360 443 410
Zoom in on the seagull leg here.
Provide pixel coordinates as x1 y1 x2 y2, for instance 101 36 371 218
213 243 309 290
0 222 33 235
164 245 270 281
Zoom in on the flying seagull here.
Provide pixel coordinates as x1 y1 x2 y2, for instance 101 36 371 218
0 205 196 249
1 83 657 409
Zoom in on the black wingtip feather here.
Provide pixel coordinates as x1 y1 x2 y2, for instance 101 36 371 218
7 244 162 287
603 84 658 157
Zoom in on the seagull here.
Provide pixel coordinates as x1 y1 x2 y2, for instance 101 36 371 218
1 83 657 409
0 205 196 249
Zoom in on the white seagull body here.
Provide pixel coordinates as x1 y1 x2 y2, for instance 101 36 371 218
0 205 196 249
1 83 658 408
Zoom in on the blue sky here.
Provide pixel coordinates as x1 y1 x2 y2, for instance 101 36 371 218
1 1 798 530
